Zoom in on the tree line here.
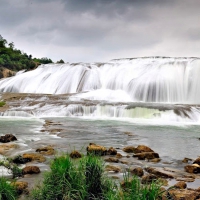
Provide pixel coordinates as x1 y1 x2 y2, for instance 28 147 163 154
0 35 64 72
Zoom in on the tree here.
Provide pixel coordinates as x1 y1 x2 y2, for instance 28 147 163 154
56 59 65 63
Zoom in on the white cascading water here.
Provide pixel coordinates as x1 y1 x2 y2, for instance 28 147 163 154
1 57 200 123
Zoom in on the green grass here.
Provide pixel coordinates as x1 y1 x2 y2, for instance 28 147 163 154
0 101 5 107
0 178 18 200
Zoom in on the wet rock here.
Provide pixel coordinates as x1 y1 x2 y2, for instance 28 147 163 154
22 166 40 174
123 146 136 153
133 152 159 160
36 146 55 155
107 147 117 155
176 177 195 182
162 189 200 200
87 143 107 156
0 134 17 143
120 160 129 164
134 145 154 153
158 178 168 186
105 165 121 173
12 155 31 164
11 181 28 195
193 157 200 165
48 129 63 134
22 153 46 162
70 150 82 159
116 153 123 158
141 174 158 184
145 167 174 178
150 158 161 163
185 164 200 174
174 181 187 189
104 157 119 163
0 143 18 155
182 157 193 163
129 167 144 177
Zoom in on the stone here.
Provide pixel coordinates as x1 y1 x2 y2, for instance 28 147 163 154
141 174 158 184
123 146 136 153
11 181 28 195
185 164 200 174
104 157 119 163
36 146 55 155
174 181 187 189
107 147 117 155
87 143 107 156
0 134 17 143
12 155 31 164
22 166 40 174
193 157 200 165
145 167 174 178
0 143 18 155
182 157 193 163
133 152 159 160
176 177 195 182
70 150 82 158
22 153 46 162
116 153 123 158
129 167 144 177
105 165 121 173
134 145 154 153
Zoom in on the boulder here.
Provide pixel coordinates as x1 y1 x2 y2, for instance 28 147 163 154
129 167 144 177
104 157 119 163
174 181 187 189
87 143 107 156
36 146 55 155
134 145 154 153
0 134 17 143
11 181 28 195
13 155 31 164
116 153 123 158
22 166 40 174
193 157 200 165
123 146 136 153
22 153 46 162
70 150 82 159
133 152 159 160
185 164 200 174
105 165 121 173
107 147 117 155
141 174 158 184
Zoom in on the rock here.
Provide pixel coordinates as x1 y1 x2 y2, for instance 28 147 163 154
11 181 28 195
104 157 119 163
141 174 158 184
36 146 55 155
185 164 200 174
0 143 18 155
87 143 107 156
145 167 174 178
12 155 31 164
22 153 46 162
193 157 200 165
129 167 144 177
123 146 136 153
116 153 123 158
150 158 161 163
0 134 17 143
133 152 159 160
134 145 154 153
22 166 40 174
176 177 195 182
182 157 193 163
105 165 121 173
69 150 82 158
162 189 200 200
174 181 187 189
120 160 129 164
158 178 168 186
107 147 117 155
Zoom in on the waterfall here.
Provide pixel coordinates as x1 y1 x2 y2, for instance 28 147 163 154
0 57 200 103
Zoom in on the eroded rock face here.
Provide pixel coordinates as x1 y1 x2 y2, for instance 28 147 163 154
129 167 144 177
22 153 46 162
22 166 40 174
184 164 200 174
0 134 17 143
87 143 107 156
70 150 82 158
133 152 159 160
36 146 55 155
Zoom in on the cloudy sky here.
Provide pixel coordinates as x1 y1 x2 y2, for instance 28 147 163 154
0 0 200 62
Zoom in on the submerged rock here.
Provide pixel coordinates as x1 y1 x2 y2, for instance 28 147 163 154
70 150 82 158
87 143 107 156
22 153 46 162
182 157 193 163
104 157 119 163
105 165 121 173
0 143 18 155
0 134 17 143
12 155 31 164
22 166 40 174
145 167 174 178
133 152 159 160
123 146 136 153
129 167 144 177
36 146 55 155
116 153 123 158
107 147 117 155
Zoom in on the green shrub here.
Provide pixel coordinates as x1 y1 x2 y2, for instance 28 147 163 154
0 101 5 107
0 177 17 200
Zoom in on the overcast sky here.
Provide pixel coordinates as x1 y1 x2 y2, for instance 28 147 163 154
0 0 200 62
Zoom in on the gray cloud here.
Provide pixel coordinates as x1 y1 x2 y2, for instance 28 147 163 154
0 0 200 62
